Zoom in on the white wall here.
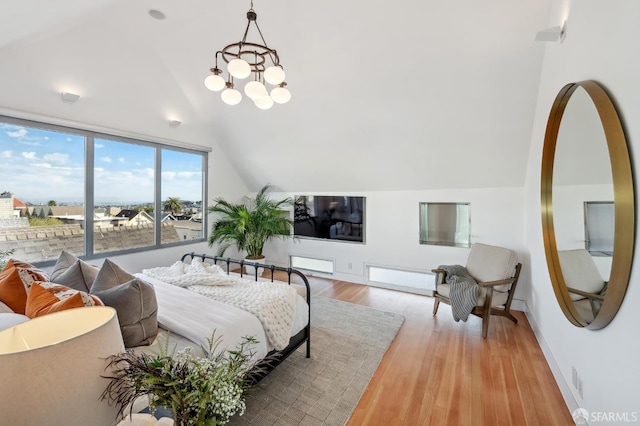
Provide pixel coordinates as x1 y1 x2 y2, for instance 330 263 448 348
263 187 527 301
524 0 640 418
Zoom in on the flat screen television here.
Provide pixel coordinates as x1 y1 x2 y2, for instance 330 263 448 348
294 195 365 243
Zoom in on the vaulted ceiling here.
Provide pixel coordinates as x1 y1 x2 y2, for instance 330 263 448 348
0 0 552 192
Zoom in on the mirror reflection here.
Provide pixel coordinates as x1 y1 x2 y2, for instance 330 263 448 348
552 86 612 322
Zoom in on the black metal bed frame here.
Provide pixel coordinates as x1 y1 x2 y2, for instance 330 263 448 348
180 252 311 382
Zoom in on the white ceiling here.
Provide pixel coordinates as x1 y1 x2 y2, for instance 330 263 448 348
0 0 552 193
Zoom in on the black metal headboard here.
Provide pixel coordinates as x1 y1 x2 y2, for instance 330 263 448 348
180 252 310 298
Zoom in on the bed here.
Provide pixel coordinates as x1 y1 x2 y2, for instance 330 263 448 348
134 252 311 383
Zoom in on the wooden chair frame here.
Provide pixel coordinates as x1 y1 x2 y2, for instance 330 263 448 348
432 263 522 338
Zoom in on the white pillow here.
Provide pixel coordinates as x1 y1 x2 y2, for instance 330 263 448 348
0 300 14 313
0 313 30 331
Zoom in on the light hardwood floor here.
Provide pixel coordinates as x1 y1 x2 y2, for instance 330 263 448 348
276 272 574 426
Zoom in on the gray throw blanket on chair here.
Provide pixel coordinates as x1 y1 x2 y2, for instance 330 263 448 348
437 264 480 322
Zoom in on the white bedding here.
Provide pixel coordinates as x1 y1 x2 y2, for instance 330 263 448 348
135 273 308 361
142 260 297 350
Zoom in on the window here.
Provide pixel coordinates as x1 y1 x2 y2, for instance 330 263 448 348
290 255 334 274
161 149 204 242
419 202 471 248
94 138 155 253
584 201 614 256
0 121 86 258
0 115 208 264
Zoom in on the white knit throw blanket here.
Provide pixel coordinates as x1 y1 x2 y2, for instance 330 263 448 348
142 259 297 350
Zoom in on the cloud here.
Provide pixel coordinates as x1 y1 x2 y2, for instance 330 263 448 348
162 171 177 180
31 162 52 169
2 125 42 146
142 168 154 179
118 157 125 163
95 143 104 148
22 152 38 160
101 156 112 163
7 128 27 138
43 153 69 164
177 171 201 179
0 151 12 158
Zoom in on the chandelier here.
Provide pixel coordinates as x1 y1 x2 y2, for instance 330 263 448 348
204 1 291 109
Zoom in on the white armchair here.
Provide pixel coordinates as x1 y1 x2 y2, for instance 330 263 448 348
558 249 607 323
432 243 522 338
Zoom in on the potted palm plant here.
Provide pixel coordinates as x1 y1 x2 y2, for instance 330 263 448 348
208 185 294 274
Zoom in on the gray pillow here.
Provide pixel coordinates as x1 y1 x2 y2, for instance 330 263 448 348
51 259 99 293
90 259 158 348
92 278 158 347
50 250 79 281
91 259 135 293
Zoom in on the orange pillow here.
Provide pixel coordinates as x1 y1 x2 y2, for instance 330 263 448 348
2 258 35 271
25 282 104 318
0 260 49 314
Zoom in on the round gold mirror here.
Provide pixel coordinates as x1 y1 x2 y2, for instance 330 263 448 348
541 80 634 329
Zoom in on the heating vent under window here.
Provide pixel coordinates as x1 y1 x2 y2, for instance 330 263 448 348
367 265 435 294
290 255 334 274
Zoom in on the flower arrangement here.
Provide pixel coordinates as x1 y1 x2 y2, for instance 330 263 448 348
102 334 264 426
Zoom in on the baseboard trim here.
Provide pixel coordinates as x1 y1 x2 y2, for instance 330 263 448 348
523 302 577 415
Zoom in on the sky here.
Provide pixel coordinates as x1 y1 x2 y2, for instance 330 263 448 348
0 122 204 205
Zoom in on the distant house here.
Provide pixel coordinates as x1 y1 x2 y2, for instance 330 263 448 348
113 209 154 226
161 213 177 222
26 205 85 219
0 192 26 219
13 196 27 217
0 192 20 219
172 220 203 241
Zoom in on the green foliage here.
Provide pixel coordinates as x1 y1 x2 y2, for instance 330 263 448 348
208 185 294 259
134 205 154 214
29 217 63 226
164 197 183 215
47 200 57 206
102 334 263 426
0 249 15 270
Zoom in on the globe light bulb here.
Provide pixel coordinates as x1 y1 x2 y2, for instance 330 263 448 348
221 88 242 105
254 94 274 110
228 59 251 79
270 86 291 104
264 66 286 85
244 81 268 100
204 74 226 92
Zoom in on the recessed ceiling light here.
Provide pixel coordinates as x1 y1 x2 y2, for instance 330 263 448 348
148 9 166 20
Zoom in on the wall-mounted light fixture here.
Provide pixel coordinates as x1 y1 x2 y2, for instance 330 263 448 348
60 92 80 104
535 22 567 42
169 119 182 127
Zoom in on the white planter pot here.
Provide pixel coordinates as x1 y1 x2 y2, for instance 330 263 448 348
243 256 266 277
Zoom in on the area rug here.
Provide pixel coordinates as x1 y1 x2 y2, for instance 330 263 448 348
227 296 405 426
